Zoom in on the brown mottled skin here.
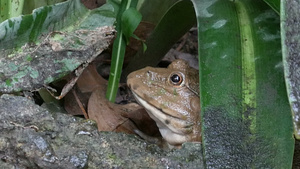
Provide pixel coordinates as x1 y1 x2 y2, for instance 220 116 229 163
127 60 201 147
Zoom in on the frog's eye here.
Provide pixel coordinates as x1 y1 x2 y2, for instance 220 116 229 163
169 73 184 86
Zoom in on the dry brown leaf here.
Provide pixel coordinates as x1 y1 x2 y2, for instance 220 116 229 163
76 62 107 93
64 63 105 116
64 87 90 116
88 88 137 134
63 60 160 137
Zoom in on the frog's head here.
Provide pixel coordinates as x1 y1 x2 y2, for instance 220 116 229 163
127 59 201 146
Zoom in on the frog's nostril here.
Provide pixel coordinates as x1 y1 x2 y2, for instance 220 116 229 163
165 119 170 124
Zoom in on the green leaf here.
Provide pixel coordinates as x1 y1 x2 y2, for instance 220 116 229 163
121 7 142 44
106 33 127 102
281 0 300 140
106 0 120 17
137 0 179 24
131 34 147 52
106 0 139 102
22 0 66 15
0 0 115 92
122 0 196 79
0 0 25 23
0 1 9 22
192 0 294 167
263 0 280 14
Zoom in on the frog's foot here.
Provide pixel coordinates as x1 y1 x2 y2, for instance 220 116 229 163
133 128 175 149
133 128 162 144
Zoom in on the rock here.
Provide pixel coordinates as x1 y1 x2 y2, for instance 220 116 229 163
0 94 204 169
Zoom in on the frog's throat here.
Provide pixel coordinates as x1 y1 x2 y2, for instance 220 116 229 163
131 92 191 135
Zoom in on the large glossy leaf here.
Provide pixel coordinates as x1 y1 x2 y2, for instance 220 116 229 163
122 0 196 79
192 0 294 167
22 0 67 15
0 0 115 93
281 0 300 140
137 0 179 24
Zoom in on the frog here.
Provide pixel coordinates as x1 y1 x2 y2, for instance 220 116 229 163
127 59 201 147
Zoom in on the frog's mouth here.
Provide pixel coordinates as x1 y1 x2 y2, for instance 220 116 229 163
131 92 194 134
